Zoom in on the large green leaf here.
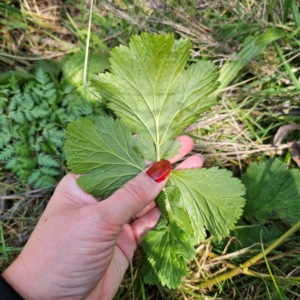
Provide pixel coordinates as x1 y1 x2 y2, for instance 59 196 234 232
141 185 195 288
141 167 245 288
141 217 195 289
221 219 290 252
64 116 145 198
169 168 246 242
242 158 300 226
156 185 194 237
92 33 219 161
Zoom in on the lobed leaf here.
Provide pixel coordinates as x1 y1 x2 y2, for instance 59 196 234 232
65 116 146 198
142 171 245 287
222 218 290 252
37 153 60 168
156 186 194 237
64 33 246 288
242 158 300 226
0 145 14 161
169 168 246 242
141 217 195 289
92 33 219 161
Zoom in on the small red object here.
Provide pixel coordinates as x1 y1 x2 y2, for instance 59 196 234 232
146 160 172 182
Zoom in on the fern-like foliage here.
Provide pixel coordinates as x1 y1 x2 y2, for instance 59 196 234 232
0 58 107 188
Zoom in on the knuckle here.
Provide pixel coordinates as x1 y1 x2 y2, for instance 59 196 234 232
122 180 148 206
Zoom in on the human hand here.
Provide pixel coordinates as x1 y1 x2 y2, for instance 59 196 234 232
2 136 204 300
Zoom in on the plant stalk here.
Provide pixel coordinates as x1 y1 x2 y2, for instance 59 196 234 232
163 188 174 223
199 219 300 288
83 0 93 87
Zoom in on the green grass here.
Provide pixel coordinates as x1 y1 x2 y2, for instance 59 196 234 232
1 0 300 298
0 224 23 267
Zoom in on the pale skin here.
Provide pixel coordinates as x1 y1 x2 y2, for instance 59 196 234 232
2 136 203 300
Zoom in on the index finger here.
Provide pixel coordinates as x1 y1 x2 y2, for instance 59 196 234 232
168 135 194 164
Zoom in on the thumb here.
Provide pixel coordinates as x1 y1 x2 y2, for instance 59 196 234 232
98 160 172 227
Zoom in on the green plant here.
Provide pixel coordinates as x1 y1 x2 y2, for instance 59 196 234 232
0 52 107 188
64 33 246 288
203 158 300 294
218 29 283 90
228 158 300 250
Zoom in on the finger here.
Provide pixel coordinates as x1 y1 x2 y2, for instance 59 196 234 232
135 200 156 218
136 154 204 218
144 135 194 167
169 135 194 164
175 154 204 170
135 137 196 218
97 160 172 228
131 207 161 244
145 160 153 167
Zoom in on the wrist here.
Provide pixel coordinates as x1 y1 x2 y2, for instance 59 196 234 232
0 273 24 300
2 254 46 300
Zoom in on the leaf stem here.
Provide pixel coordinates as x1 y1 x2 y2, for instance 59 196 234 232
155 136 160 161
155 116 161 161
156 144 160 161
199 219 300 288
163 188 174 223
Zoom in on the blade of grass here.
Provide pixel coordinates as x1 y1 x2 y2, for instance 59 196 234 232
218 29 283 90
83 0 93 87
260 231 284 300
273 40 300 89
266 0 279 17
139 275 146 300
0 224 8 261
283 0 293 23
200 219 300 288
291 0 300 29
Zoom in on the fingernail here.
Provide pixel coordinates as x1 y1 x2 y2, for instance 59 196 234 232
146 160 172 183
197 154 205 163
